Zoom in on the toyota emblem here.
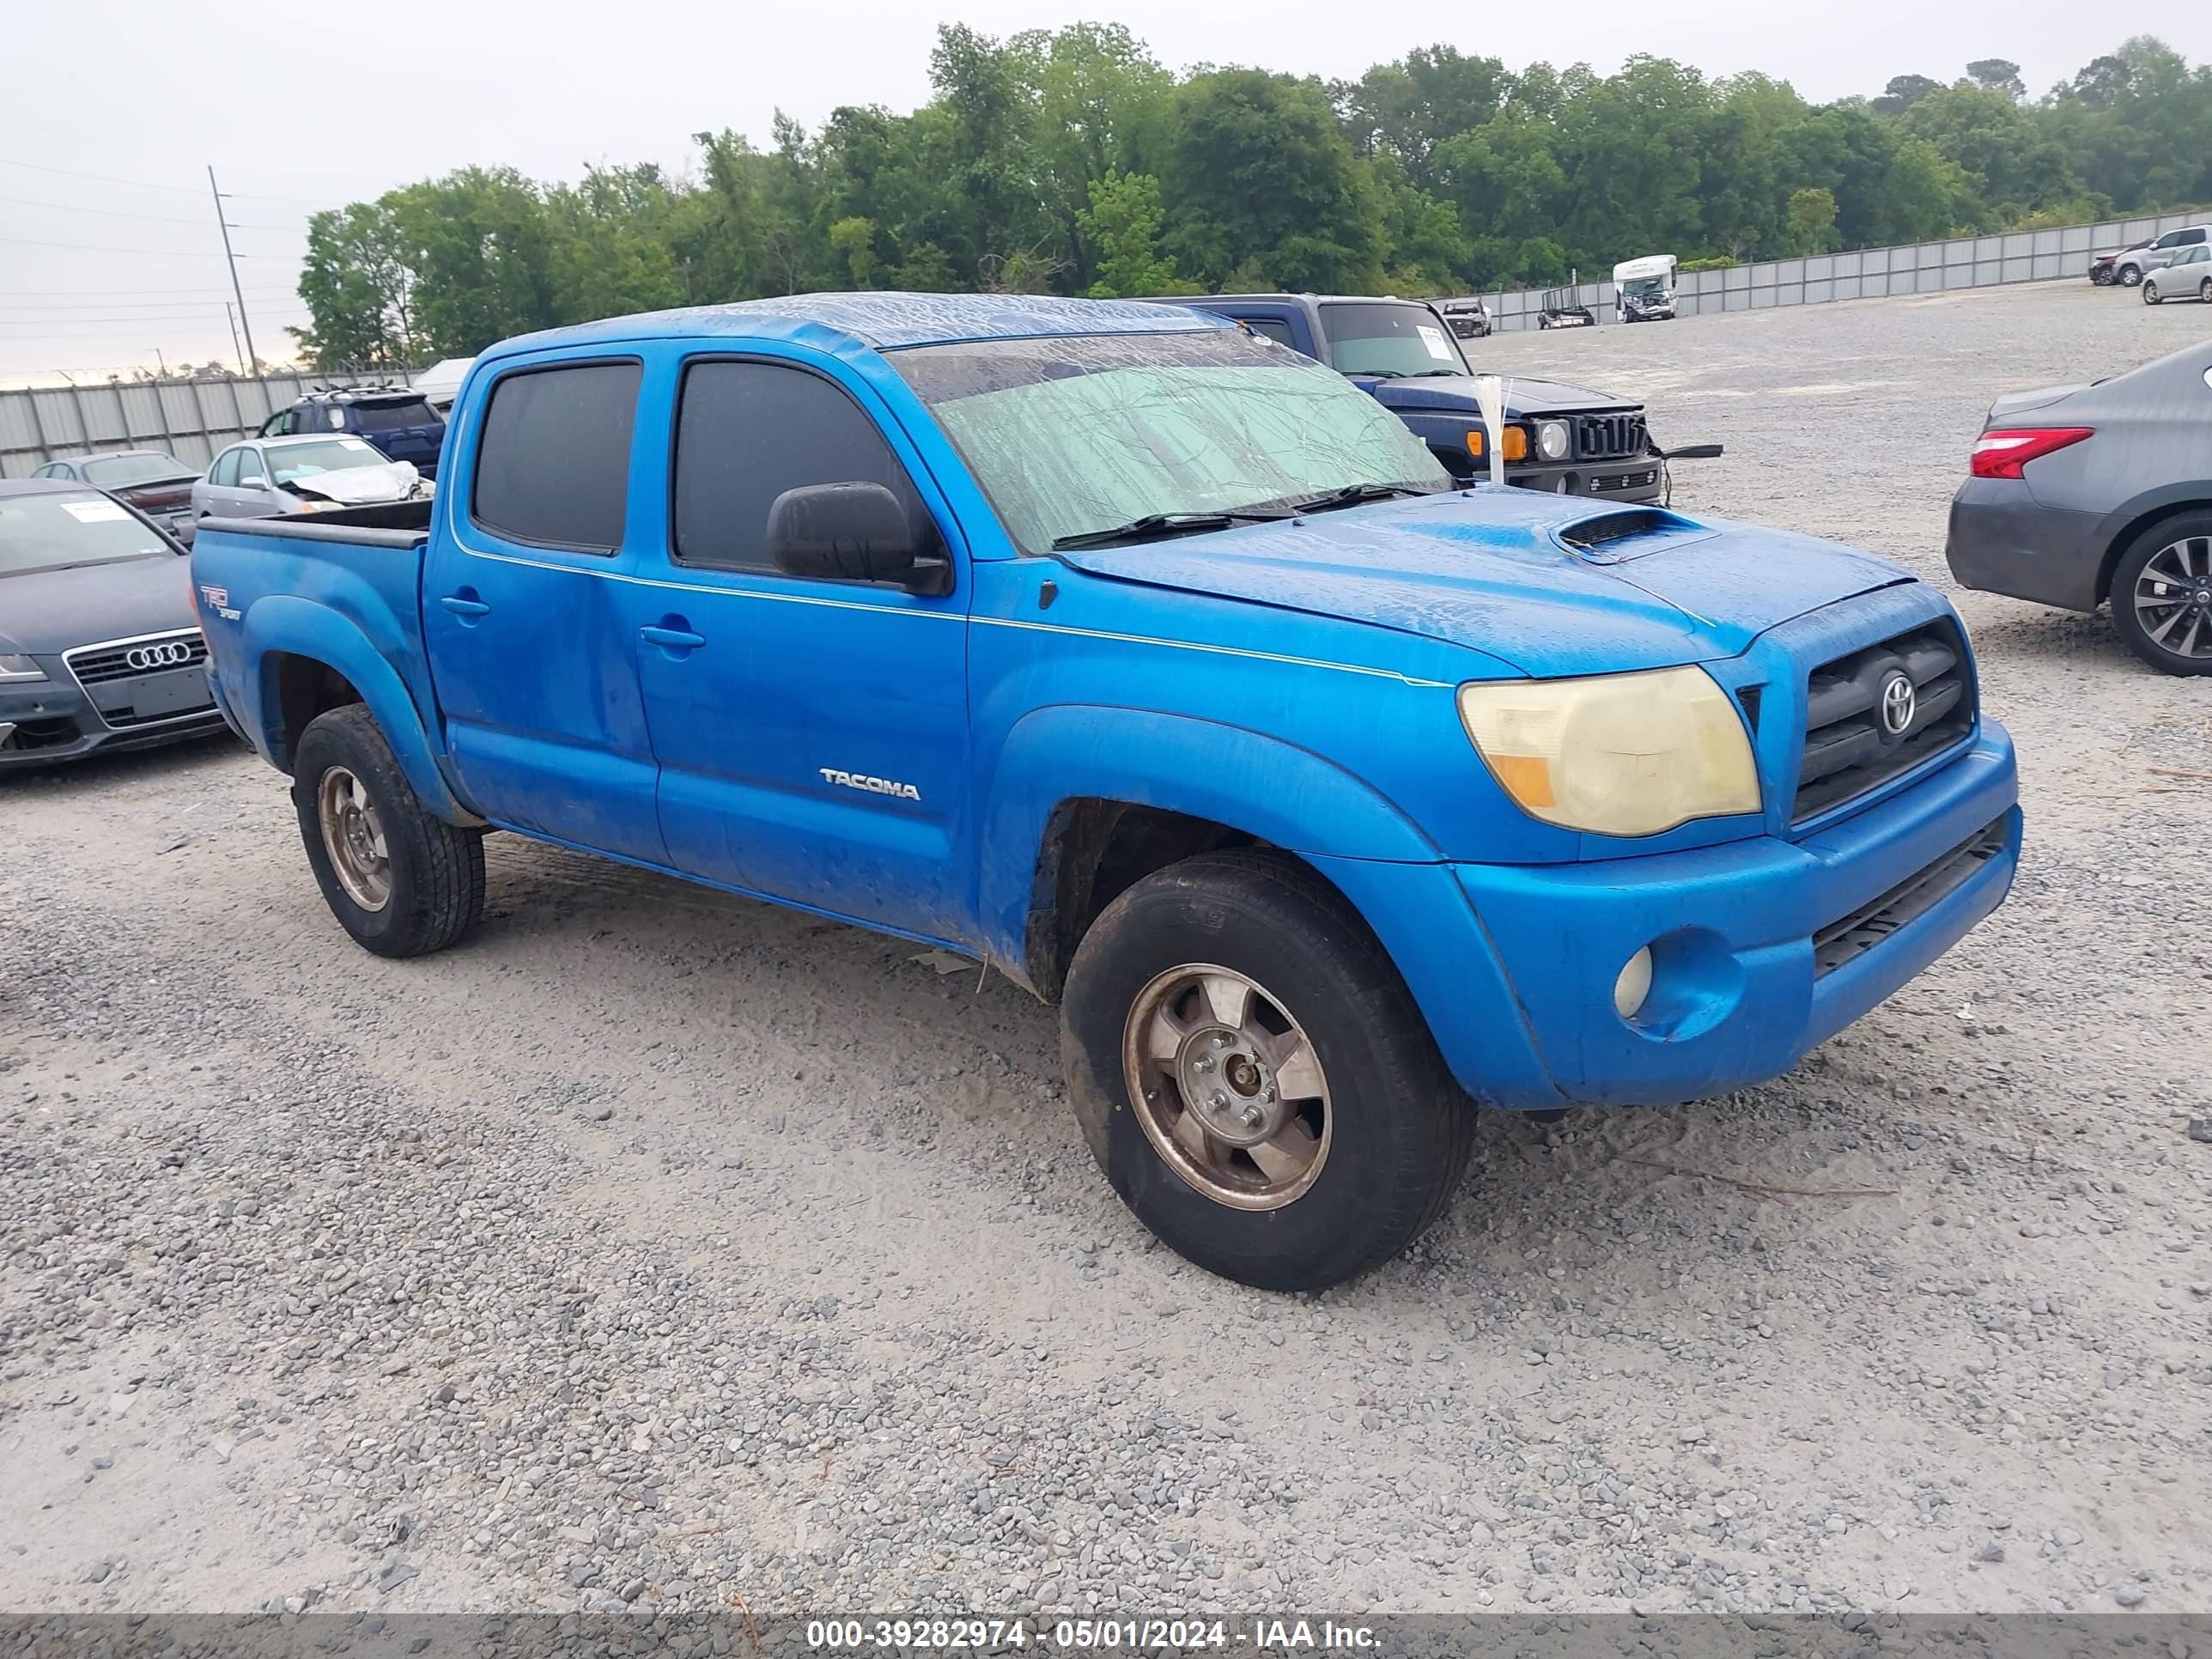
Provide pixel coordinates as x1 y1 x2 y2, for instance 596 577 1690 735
125 640 194 672
1879 671 1917 737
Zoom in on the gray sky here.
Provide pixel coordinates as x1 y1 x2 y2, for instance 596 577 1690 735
2 0 2199 383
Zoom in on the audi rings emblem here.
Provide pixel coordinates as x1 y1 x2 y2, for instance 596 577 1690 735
125 641 195 672
1878 670 1917 737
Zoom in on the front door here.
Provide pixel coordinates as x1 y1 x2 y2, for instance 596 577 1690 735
419 356 668 867
623 352 972 941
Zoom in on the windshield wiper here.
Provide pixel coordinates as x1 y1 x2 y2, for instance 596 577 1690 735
1287 483 1441 514
1051 508 1291 550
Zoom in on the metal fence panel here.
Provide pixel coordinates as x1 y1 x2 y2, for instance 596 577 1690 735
1470 204 2212 331
0 368 414 477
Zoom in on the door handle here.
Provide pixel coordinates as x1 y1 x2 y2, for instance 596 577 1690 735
640 624 707 651
441 596 492 617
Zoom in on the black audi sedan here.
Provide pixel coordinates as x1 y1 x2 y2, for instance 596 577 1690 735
0 477 228 769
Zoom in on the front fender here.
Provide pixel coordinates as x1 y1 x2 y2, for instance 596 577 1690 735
974 704 1439 972
239 594 475 825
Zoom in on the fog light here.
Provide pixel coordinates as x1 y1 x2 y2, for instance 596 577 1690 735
1613 946 1654 1019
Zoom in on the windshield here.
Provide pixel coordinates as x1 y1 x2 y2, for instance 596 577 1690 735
268 438 385 484
0 491 169 576
81 453 190 488
889 327 1450 552
350 399 438 433
1622 277 1669 300
1317 302 1468 378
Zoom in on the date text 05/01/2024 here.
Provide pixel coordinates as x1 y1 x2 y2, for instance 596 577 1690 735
805 1619 1380 1650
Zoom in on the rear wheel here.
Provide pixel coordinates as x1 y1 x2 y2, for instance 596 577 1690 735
292 704 486 956
2112 514 2212 675
1060 850 1473 1291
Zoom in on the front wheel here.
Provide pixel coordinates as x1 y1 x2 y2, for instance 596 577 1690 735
2091 267 2114 286
2121 264 2143 286
2199 277 2209 304
291 703 486 956
2144 281 2162 305
1060 851 1473 1291
2112 516 2212 675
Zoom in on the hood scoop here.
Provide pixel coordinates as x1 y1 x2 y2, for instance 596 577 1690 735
1555 506 1712 563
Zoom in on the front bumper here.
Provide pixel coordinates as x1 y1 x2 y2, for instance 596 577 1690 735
1945 480 2104 612
1504 456 1662 503
0 658 229 769
1313 724 2020 1110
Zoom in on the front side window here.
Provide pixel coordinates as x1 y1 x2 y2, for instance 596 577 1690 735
672 361 924 574
471 361 640 551
1319 302 1468 378
237 449 265 483
889 326 1449 552
0 491 168 577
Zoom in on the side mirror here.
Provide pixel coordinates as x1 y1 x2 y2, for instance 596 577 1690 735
768 482 951 594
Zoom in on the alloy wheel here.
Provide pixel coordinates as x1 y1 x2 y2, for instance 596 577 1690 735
2133 535 2212 661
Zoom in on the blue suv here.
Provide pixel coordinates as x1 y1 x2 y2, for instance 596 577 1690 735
259 386 447 479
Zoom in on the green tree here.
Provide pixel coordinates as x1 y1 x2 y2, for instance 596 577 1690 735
1079 171 1192 295
1161 70 1386 292
1784 186 1840 252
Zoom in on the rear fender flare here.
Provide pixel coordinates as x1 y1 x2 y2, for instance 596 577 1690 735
2093 484 2212 602
974 705 1439 973
241 594 474 824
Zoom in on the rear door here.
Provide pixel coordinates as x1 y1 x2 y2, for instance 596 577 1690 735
420 355 667 865
619 349 973 939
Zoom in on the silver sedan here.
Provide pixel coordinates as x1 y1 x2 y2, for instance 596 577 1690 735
1947 338 2212 674
191 434 431 526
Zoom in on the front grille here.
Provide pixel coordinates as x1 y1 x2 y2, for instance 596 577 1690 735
1813 817 2009 976
1574 412 1648 461
99 697 218 730
66 632 208 685
1794 619 1974 823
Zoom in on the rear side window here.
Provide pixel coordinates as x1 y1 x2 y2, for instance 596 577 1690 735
210 448 240 487
471 362 640 552
671 360 921 573
1241 318 1297 349
352 399 438 432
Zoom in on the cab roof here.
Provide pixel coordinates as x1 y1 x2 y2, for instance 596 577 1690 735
488 292 1235 361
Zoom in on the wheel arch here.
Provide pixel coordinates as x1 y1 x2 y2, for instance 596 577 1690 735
975 706 1439 1000
2094 491 2212 605
240 594 476 824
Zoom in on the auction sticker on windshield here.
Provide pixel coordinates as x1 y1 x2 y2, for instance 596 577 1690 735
1417 325 1454 362
63 500 129 523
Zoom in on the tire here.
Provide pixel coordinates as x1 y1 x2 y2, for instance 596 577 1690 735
2111 514 2212 676
2199 277 2209 304
291 703 486 956
2091 268 2113 286
2121 264 2143 286
1060 849 1474 1291
2143 281 2161 305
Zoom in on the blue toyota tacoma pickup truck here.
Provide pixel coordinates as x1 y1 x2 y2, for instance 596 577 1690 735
191 293 2021 1291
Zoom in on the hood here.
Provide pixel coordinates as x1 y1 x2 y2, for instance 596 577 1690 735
284 462 418 505
1364 374 1638 418
0 556 195 655
1985 382 2089 423
1053 490 1909 676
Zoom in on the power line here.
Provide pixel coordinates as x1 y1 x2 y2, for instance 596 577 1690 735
0 300 300 313
0 234 293 258
0 192 305 231
0 288 297 302
0 156 345 207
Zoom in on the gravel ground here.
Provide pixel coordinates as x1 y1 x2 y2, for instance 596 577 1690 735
3 279 2209 1623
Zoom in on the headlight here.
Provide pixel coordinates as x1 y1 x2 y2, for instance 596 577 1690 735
1457 665 1760 836
0 653 45 684
1536 420 1571 461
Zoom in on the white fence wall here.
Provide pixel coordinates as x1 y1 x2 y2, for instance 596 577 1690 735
1474 209 2209 331
0 369 416 479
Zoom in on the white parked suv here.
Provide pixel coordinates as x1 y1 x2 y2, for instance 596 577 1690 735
2113 225 2209 286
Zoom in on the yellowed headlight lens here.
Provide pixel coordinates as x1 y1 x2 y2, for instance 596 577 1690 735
1457 665 1760 836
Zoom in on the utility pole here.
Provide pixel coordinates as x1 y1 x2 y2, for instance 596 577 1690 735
208 166 258 375
224 303 245 376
